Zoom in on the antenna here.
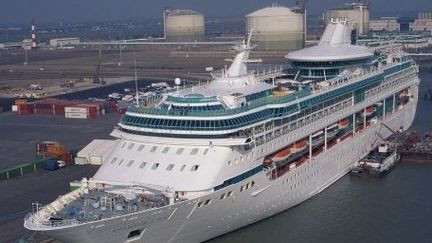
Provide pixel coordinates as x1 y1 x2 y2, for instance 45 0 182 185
134 58 139 107
246 29 253 47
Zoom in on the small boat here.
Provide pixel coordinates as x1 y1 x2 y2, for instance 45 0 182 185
263 145 293 166
312 130 324 138
338 119 349 129
291 139 308 153
272 146 293 162
363 106 375 116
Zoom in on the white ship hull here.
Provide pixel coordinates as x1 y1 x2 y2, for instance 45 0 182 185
41 84 418 243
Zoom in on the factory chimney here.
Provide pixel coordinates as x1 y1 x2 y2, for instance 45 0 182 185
31 18 38 50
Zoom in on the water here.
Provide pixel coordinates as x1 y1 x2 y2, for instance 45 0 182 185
208 70 432 243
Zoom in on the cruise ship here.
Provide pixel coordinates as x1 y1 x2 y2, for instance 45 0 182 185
24 22 420 243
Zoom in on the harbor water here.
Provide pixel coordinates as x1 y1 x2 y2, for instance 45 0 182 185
208 70 432 243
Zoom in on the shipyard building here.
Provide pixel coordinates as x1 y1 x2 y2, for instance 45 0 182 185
325 2 370 36
49 38 80 48
246 6 305 51
410 11 432 32
369 17 400 32
164 9 205 42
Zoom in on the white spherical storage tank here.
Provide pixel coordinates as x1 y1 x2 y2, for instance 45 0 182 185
165 9 205 42
246 6 305 51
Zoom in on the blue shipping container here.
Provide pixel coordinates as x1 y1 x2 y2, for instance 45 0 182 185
43 159 59 171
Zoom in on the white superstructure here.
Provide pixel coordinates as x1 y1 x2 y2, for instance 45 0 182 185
24 22 420 243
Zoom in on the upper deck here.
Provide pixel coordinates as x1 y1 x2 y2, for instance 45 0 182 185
117 23 416 137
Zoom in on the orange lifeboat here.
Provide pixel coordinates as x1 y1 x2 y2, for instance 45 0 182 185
338 119 349 129
291 139 308 153
263 145 293 166
272 146 293 162
363 106 375 116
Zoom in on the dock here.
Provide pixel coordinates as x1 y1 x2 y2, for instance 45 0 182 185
399 131 432 164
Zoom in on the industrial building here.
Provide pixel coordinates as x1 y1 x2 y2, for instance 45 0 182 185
369 17 400 32
410 20 432 32
246 6 305 51
164 9 205 42
418 11 432 20
325 1 370 36
49 38 80 48
410 11 432 32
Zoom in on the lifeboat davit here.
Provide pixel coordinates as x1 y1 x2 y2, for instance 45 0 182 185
363 106 375 116
291 139 308 153
399 89 410 97
263 158 273 166
338 118 349 129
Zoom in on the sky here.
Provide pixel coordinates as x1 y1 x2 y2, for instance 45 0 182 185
0 0 431 25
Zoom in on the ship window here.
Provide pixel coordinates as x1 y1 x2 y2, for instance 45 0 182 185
118 159 124 165
127 160 134 167
190 148 199 155
220 194 226 200
204 199 211 206
227 191 233 197
240 185 245 192
203 148 209 155
227 160 232 166
166 164 174 171
110 157 117 164
197 201 203 208
162 147 170 154
150 146 158 153
138 145 145 151
176 148 184 155
139 162 147 169
180 164 186 171
191 165 199 171
128 143 135 150
152 163 159 170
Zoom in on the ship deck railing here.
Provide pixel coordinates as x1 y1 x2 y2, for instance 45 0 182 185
127 88 311 117
25 187 170 229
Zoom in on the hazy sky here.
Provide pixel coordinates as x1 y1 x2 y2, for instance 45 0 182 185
1 0 431 25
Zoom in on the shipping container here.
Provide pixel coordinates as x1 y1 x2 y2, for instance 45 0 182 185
47 145 67 156
65 112 88 119
15 99 27 105
11 105 18 112
43 159 59 171
75 139 119 165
